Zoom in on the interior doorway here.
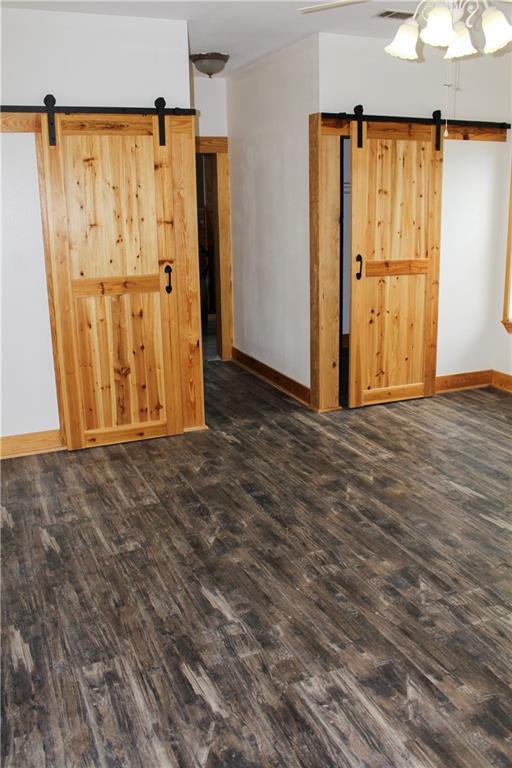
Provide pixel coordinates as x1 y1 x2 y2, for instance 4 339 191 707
197 152 221 361
195 137 233 363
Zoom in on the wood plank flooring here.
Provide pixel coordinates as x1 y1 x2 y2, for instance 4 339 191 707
2 361 511 767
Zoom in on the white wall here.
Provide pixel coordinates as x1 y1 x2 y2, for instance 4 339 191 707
1 8 190 107
192 76 228 136
438 141 511 376
1 134 60 436
227 36 319 386
1 8 191 438
319 33 510 121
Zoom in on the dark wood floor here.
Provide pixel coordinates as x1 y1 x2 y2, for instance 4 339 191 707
2 362 512 768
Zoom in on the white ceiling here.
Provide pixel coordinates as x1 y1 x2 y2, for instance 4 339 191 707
2 0 422 71
3 0 511 72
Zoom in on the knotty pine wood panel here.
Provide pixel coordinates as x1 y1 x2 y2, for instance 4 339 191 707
368 139 430 263
62 134 159 279
349 121 440 408
75 292 166 431
169 116 205 430
2 363 512 766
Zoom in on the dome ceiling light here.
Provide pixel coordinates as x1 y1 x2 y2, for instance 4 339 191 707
190 52 230 77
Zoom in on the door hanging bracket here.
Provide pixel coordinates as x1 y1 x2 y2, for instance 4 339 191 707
432 109 442 152
354 104 364 149
154 97 166 146
44 93 56 146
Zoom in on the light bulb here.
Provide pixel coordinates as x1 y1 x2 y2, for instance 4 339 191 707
420 5 457 47
385 20 419 60
444 23 477 59
482 7 512 54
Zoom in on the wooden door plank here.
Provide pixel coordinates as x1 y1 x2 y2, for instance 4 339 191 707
61 114 153 135
38 116 84 448
71 275 159 297
366 260 429 277
423 126 443 397
153 115 184 436
169 115 205 430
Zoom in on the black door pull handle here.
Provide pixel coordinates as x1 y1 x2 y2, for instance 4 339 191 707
164 264 172 294
356 254 363 280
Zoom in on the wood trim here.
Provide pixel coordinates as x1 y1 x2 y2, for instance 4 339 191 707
367 122 432 141
444 125 507 142
316 114 507 143
0 112 40 132
502 163 512 333
423 125 443 397
309 114 341 411
196 136 228 153
232 348 310 406
0 430 64 459
435 370 493 393
61 114 153 135
320 116 350 137
365 259 428 277
216 152 233 360
492 370 512 393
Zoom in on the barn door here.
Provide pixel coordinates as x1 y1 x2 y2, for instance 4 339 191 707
349 120 442 407
38 113 203 449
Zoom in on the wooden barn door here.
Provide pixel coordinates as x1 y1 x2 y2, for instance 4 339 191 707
349 121 442 407
38 113 203 449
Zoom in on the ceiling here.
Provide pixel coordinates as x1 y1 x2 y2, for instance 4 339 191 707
4 0 511 72
2 0 422 72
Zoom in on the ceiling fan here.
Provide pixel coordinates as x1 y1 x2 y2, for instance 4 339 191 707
298 0 512 60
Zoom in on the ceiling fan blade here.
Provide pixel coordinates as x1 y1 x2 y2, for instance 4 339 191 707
299 0 367 13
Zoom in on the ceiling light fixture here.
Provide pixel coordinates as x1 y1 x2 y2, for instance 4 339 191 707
385 0 512 61
190 52 230 78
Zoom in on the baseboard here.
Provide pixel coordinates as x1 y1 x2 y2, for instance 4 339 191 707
435 369 512 394
232 347 311 406
492 370 512 393
0 429 64 460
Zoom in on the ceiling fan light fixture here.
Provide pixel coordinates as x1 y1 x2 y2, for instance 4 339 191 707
444 22 477 58
481 7 512 53
420 5 457 46
189 52 230 77
384 19 420 59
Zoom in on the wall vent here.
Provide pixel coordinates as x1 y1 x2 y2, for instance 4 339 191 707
377 9 415 19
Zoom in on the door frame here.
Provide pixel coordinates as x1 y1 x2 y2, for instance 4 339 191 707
309 111 509 412
196 136 233 360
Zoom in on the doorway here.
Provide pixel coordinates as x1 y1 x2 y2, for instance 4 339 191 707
195 137 233 363
197 152 220 361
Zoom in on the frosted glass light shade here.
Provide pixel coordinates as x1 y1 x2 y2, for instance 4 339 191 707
420 5 456 47
482 7 512 53
444 24 477 59
385 20 419 60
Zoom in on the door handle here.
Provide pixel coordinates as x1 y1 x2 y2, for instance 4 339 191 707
164 264 173 294
356 254 363 280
